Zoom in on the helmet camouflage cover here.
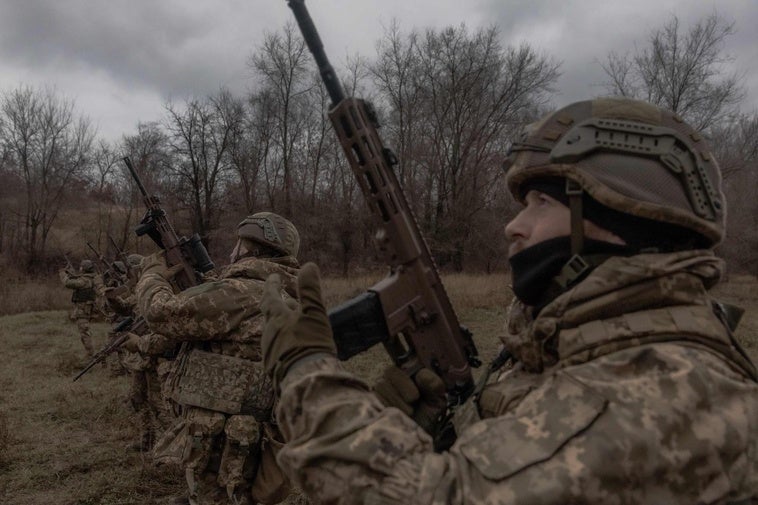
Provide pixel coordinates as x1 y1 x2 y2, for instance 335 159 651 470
127 254 144 268
236 212 300 258
80 259 95 273
503 97 725 246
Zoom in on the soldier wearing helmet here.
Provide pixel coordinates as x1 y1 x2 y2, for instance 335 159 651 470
132 212 302 505
259 98 758 504
59 258 103 358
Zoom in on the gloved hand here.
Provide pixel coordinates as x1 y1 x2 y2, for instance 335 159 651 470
120 332 142 353
261 262 337 385
140 251 184 281
373 365 447 434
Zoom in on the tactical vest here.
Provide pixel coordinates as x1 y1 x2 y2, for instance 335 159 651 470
71 286 96 303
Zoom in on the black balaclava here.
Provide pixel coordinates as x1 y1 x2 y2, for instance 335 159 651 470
510 236 631 307
509 177 706 308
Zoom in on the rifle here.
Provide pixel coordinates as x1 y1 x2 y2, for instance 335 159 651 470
108 235 129 265
86 242 111 273
287 0 480 407
73 316 147 381
122 156 214 290
108 234 136 283
63 253 75 273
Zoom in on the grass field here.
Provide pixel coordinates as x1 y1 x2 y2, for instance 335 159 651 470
0 273 755 504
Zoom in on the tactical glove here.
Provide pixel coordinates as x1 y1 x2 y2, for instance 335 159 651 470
373 365 447 434
261 262 336 385
140 251 183 281
120 332 142 353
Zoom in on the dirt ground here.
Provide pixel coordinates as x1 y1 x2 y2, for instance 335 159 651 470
0 274 755 504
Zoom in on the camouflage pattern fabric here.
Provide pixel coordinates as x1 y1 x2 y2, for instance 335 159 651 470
138 256 300 505
121 331 178 452
60 269 102 357
274 250 758 504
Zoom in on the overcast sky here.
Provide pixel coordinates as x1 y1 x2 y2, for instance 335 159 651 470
1 0 756 143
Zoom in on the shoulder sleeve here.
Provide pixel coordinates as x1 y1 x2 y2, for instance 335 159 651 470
136 274 264 341
276 361 612 505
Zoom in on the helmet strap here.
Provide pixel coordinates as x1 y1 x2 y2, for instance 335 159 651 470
553 179 590 289
566 178 584 255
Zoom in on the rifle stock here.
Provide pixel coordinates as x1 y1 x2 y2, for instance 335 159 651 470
287 0 480 404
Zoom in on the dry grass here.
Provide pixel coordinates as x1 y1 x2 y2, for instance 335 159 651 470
0 311 185 505
0 274 755 504
0 259 71 317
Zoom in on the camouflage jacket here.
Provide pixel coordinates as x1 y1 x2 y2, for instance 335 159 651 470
136 256 299 356
275 250 758 504
59 269 101 304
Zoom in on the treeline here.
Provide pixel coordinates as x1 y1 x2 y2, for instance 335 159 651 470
0 14 756 276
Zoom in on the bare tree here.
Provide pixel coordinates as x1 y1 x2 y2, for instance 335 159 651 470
163 88 244 240
374 24 558 270
369 21 428 217
229 88 277 213
88 139 122 248
0 85 94 268
249 23 314 215
601 13 745 131
711 112 758 180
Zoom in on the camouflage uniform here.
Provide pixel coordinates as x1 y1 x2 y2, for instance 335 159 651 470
60 261 102 357
265 98 758 504
138 213 301 505
273 250 758 504
121 331 180 452
103 266 138 376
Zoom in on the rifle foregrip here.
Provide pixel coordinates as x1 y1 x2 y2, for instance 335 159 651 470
328 291 389 360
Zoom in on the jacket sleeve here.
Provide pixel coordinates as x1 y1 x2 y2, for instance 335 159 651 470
275 348 758 505
275 356 610 505
135 272 264 341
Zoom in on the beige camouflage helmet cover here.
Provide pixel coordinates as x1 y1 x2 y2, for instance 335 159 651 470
504 97 725 246
237 212 300 258
127 254 144 268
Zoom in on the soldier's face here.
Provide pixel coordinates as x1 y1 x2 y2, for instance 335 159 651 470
505 191 570 258
505 190 625 258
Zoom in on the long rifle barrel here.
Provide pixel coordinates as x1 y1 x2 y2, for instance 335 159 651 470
287 0 345 106
122 156 150 200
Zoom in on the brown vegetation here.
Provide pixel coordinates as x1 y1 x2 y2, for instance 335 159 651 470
1 273 755 504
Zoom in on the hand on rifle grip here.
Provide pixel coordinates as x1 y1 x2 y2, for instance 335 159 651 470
373 365 446 434
141 251 184 281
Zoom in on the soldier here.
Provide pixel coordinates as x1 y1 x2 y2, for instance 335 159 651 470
60 259 102 358
134 212 302 505
103 254 143 377
98 252 180 456
260 97 758 504
121 329 181 453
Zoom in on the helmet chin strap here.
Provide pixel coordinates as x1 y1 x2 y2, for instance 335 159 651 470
553 179 591 289
566 178 584 255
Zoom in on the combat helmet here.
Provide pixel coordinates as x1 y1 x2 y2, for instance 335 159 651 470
126 254 144 269
504 97 725 253
80 259 95 273
232 212 300 261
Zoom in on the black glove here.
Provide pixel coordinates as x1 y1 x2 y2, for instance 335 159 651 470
261 262 337 385
373 365 447 434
